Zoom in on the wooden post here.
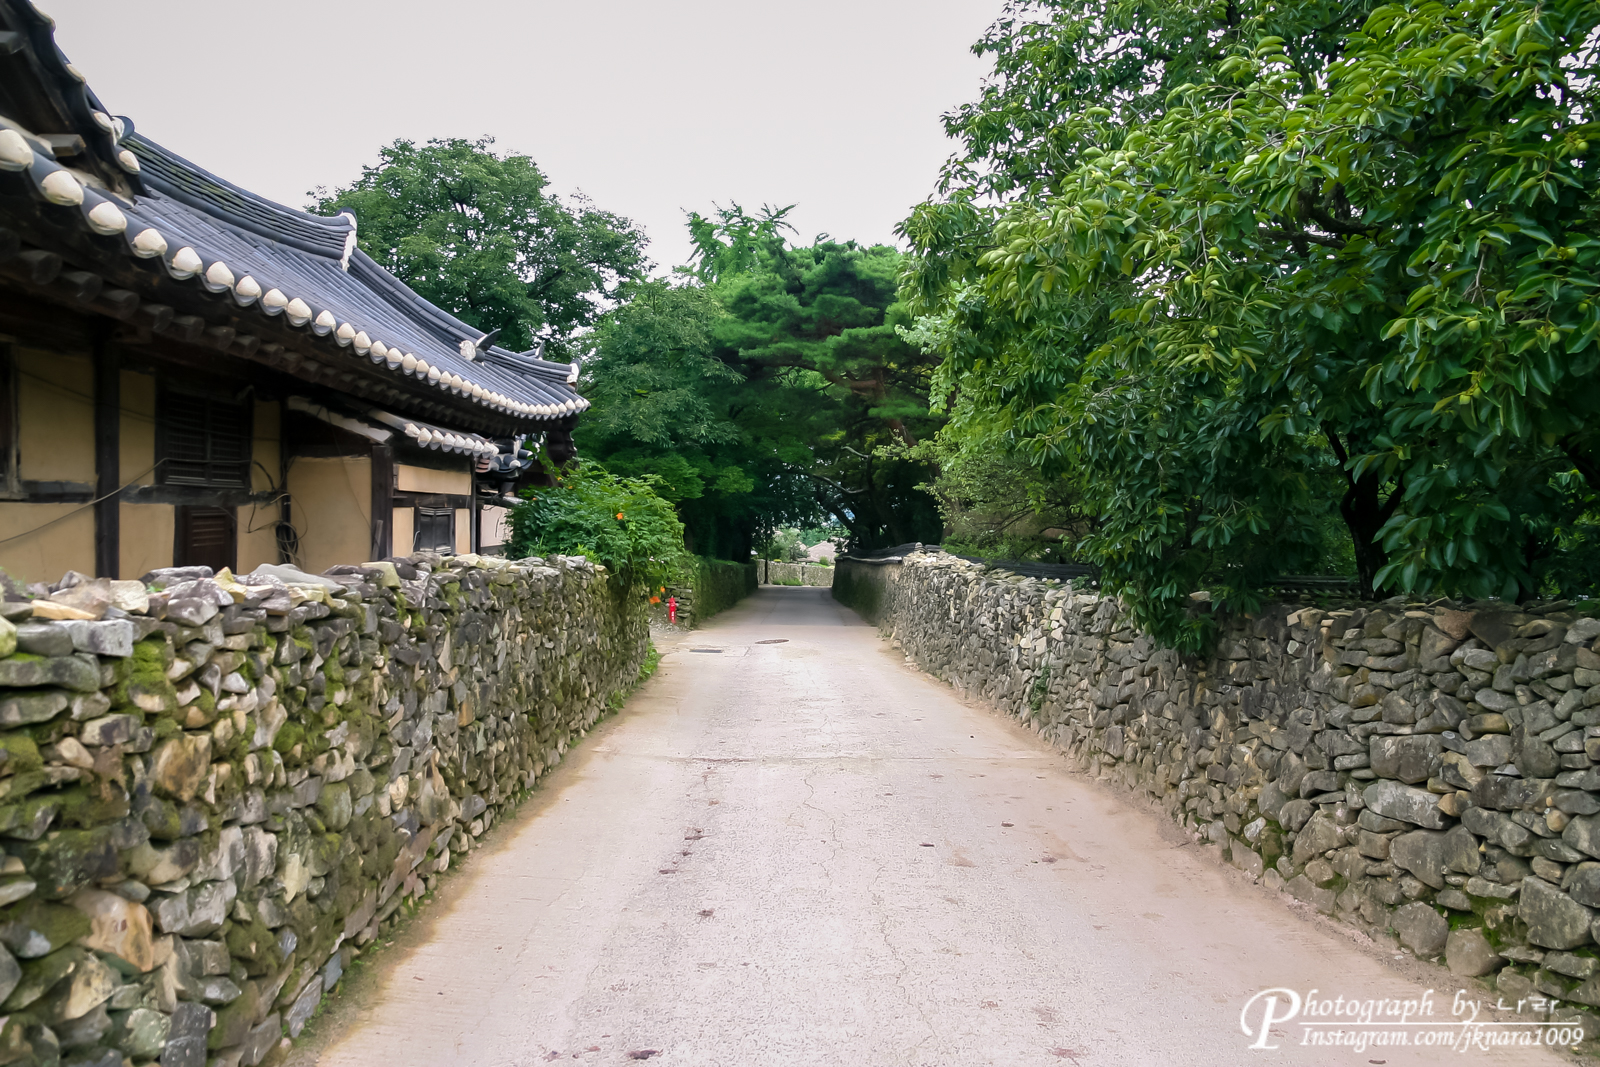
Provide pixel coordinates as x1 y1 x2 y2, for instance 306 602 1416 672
370 442 393 561
92 335 119 577
469 466 480 554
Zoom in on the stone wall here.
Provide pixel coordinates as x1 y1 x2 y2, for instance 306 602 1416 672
836 551 1600 1018
759 561 833 588
0 552 648 1067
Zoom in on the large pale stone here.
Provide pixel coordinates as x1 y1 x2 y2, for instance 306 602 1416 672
149 733 212 802
191 825 244 884
1363 780 1450 829
125 838 200 886
1390 830 1449 889
1569 862 1600 908
241 826 277 890
1442 825 1482 876
1446 928 1505 977
1393 902 1449 957
70 888 155 972
251 698 287 750
148 880 235 938
111 1006 170 1059
1564 814 1600 860
32 949 117 1023
48 579 111 619
58 620 133 657
1521 876 1593 949
108 580 148 614
1369 735 1441 783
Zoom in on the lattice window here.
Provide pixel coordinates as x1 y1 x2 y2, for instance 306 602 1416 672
159 389 251 488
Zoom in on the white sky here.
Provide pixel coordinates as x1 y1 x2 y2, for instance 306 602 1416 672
48 0 1002 272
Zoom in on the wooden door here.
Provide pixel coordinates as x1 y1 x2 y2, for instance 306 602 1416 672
174 505 236 574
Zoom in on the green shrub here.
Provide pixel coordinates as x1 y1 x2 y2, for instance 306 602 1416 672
508 464 688 589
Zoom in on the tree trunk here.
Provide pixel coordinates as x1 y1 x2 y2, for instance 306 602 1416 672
1324 425 1401 599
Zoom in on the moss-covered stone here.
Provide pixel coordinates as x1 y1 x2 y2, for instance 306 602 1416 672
135 795 183 841
112 638 176 714
207 977 262 1049
17 827 121 900
0 735 41 778
223 908 280 977
0 793 59 841
54 783 130 830
0 900 90 960
3 945 87 1010
273 722 305 758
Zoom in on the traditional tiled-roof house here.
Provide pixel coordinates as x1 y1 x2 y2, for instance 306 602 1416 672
0 0 584 585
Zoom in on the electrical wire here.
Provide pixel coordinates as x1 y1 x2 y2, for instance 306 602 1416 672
0 458 169 547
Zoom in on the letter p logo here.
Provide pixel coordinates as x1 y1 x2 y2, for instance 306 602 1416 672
1241 988 1302 1050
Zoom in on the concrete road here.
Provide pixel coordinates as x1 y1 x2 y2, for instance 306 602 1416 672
309 587 1570 1067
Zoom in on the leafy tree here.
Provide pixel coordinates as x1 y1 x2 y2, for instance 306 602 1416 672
707 235 945 547
574 279 815 561
579 212 946 558
758 527 811 563
902 0 1600 649
312 137 650 354
891 424 1087 562
686 203 797 283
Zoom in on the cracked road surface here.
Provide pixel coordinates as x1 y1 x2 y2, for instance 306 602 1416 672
311 587 1565 1066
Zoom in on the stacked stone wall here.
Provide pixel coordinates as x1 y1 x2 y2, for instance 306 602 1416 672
0 552 647 1067
837 551 1600 1019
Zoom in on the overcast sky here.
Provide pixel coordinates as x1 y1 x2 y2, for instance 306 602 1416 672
48 0 1002 272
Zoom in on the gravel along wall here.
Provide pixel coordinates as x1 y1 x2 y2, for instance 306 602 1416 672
836 550 1600 1021
0 552 648 1067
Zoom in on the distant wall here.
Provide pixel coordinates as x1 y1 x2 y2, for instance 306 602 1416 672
759 561 833 588
837 550 1600 1028
0 551 648 1066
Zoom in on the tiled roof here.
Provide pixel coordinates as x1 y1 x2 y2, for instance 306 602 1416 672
0 0 588 426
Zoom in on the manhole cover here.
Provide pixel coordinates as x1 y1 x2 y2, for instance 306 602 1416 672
689 648 723 654
756 639 788 644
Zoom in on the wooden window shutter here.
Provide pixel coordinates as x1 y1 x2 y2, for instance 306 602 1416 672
160 390 251 488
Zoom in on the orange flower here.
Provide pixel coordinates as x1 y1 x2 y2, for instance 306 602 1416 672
649 596 660 604
616 512 625 520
